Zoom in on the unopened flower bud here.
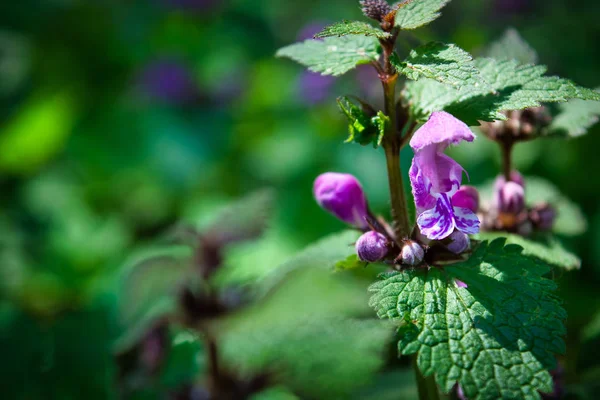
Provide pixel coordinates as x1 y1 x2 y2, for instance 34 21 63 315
494 170 525 190
447 231 470 254
360 0 393 22
400 240 425 266
314 172 368 229
530 203 556 231
452 185 480 213
356 231 388 262
496 181 525 214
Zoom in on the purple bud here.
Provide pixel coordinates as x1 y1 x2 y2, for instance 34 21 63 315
313 172 369 229
530 203 556 231
447 231 470 254
400 240 425 266
360 0 393 22
452 186 480 213
496 181 525 214
494 170 525 191
356 231 388 262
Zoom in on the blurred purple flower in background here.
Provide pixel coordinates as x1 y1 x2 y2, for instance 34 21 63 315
296 22 335 104
138 57 199 105
298 71 335 104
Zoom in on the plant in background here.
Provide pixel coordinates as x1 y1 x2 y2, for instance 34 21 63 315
275 0 600 399
112 2 600 399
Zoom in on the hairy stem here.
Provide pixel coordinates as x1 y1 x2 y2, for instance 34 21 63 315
501 141 514 181
413 356 441 400
380 38 411 240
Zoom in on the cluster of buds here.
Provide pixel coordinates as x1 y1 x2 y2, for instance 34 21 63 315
480 170 556 235
360 0 393 22
313 172 475 269
313 113 489 268
480 107 552 143
359 0 397 31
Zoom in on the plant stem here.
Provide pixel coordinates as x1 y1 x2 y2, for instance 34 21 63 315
380 38 411 240
501 140 514 181
413 356 441 400
208 336 220 383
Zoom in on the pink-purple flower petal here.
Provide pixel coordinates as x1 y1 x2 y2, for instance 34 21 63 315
409 111 475 151
416 194 455 240
454 207 480 235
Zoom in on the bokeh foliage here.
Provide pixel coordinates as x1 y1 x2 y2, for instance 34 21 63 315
1 0 600 398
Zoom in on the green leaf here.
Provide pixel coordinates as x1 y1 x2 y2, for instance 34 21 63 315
314 20 391 39
335 254 366 270
476 232 581 271
0 91 77 174
369 238 566 400
546 94 600 138
337 96 386 147
394 42 488 89
486 28 538 65
159 327 205 388
272 230 360 277
371 111 389 147
394 0 451 30
276 35 380 76
221 267 391 398
582 309 600 342
203 188 276 246
403 58 600 125
114 246 193 351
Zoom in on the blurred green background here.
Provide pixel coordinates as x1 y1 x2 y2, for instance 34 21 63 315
1 0 599 398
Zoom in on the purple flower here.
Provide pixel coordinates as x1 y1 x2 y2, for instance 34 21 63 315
400 240 425 266
455 279 468 289
530 203 556 231
496 181 525 214
138 58 198 104
494 170 525 190
452 185 480 213
409 111 480 240
313 172 369 229
356 231 388 262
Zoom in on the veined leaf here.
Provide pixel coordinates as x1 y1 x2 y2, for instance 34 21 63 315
476 232 580 271
337 96 386 148
276 35 380 76
404 58 600 125
314 20 391 39
369 238 566 400
394 42 488 89
394 0 451 30
486 28 538 65
546 94 600 138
